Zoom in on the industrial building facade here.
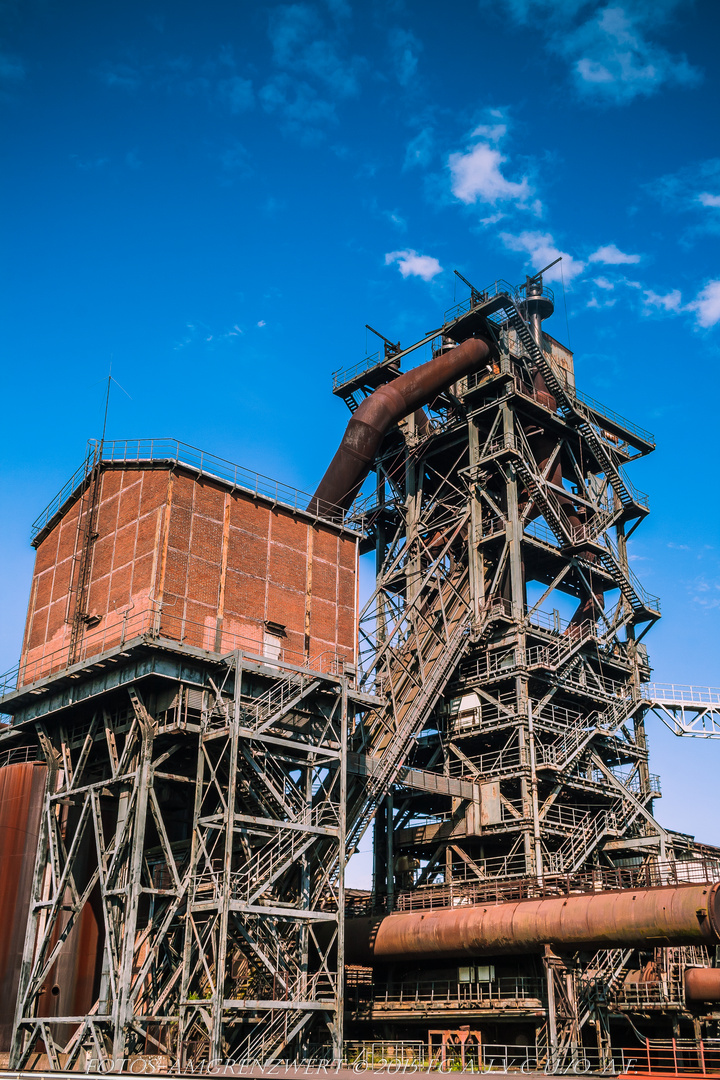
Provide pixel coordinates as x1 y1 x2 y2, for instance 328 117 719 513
1 272 720 1071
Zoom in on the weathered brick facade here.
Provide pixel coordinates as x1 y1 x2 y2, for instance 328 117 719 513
20 462 358 683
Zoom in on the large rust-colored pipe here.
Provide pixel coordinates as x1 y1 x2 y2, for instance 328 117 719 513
685 967 720 1002
310 336 497 517
345 883 720 964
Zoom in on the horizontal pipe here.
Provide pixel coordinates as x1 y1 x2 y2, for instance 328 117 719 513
345 883 720 963
310 335 497 517
685 966 720 1002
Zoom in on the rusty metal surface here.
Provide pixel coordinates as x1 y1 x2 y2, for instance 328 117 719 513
0 762 46 1050
310 335 497 515
345 883 720 963
684 966 720 1002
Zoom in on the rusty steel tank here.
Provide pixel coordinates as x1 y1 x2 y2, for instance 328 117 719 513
0 752 103 1049
345 882 720 964
0 756 47 1050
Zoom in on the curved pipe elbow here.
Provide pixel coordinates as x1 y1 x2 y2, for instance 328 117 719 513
309 335 497 517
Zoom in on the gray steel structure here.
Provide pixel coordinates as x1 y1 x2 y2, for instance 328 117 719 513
0 582 363 1069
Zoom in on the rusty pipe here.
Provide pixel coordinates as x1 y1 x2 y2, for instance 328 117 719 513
684 967 720 1002
310 335 497 517
345 883 720 964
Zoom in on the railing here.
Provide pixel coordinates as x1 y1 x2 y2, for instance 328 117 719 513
447 744 523 776
0 745 40 769
524 516 560 547
617 981 682 1008
574 387 655 447
331 351 392 390
30 437 363 544
385 857 720 914
329 1037 720 1074
0 605 351 698
643 683 720 705
365 976 545 1007
443 278 519 325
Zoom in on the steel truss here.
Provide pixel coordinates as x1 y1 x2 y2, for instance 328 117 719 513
8 647 351 1070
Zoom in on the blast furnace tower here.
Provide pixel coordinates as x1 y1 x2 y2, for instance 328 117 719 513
1 269 719 1073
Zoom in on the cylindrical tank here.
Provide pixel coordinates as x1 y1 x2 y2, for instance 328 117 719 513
685 967 720 1003
0 759 47 1051
345 883 720 964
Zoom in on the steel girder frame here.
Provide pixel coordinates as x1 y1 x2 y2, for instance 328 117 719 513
10 683 192 1070
354 294 676 913
178 653 348 1067
9 650 349 1071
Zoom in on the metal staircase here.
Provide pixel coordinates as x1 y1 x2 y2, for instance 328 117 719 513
346 569 473 857
576 948 635 1031
599 533 661 619
497 297 649 524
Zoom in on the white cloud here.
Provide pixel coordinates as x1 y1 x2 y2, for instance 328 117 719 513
698 192 720 208
448 141 534 209
588 243 641 264
642 288 683 313
687 281 720 329
499 231 585 282
593 276 615 290
587 295 617 309
257 319 267 327
385 249 443 282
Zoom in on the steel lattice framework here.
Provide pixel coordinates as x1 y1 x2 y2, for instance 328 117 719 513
5 643 357 1070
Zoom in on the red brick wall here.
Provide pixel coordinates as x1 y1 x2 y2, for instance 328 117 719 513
19 463 357 684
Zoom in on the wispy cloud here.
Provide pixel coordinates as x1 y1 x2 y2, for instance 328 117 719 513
499 230 585 282
218 139 253 179
259 75 337 140
404 127 433 170
640 280 720 329
69 153 110 170
647 159 720 238
98 61 142 91
217 75 254 113
260 2 365 140
97 50 254 114
495 0 701 104
388 28 422 87
642 288 683 314
0 52 24 83
385 249 443 281
174 321 244 351
589 243 641 264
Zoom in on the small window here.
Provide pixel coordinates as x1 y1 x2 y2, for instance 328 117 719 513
263 621 286 661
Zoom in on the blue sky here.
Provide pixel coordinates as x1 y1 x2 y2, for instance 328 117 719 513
1 0 719 859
